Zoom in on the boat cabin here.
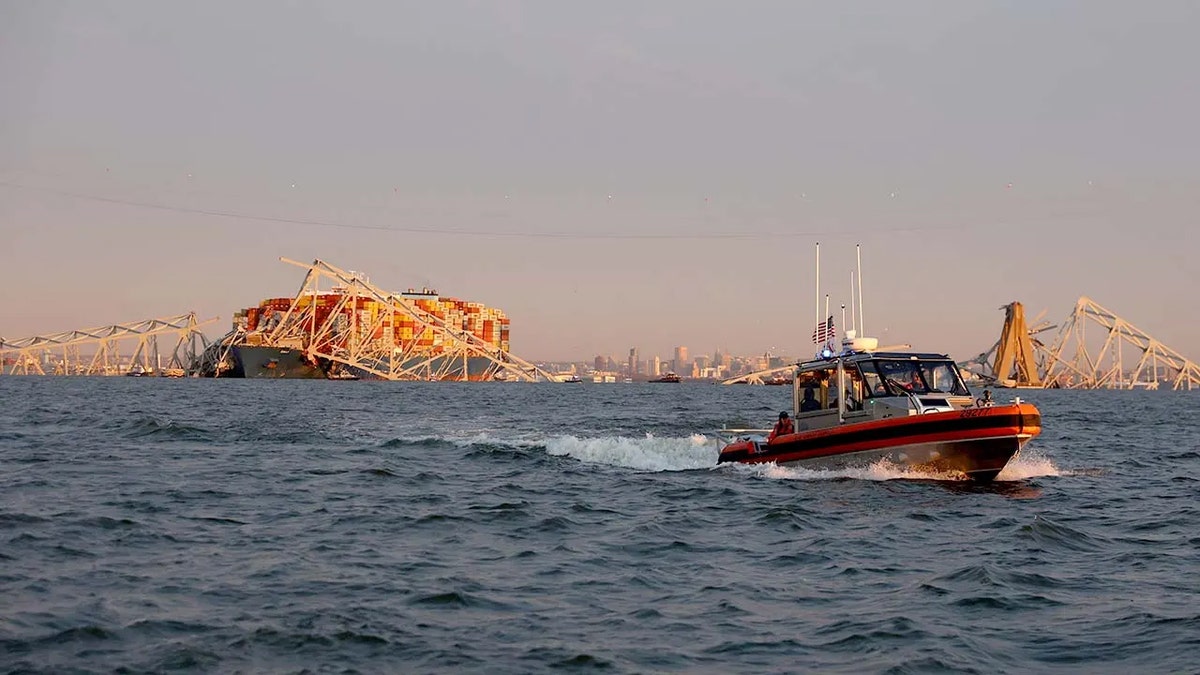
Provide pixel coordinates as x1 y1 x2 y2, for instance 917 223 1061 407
789 351 973 431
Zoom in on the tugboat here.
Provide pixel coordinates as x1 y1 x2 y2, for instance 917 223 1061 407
650 372 682 383
716 332 1041 482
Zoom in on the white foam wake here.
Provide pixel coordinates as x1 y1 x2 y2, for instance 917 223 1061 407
544 434 719 472
733 452 1064 483
733 460 966 482
996 450 1062 481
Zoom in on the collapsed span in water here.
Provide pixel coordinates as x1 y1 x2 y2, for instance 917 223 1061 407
195 258 557 382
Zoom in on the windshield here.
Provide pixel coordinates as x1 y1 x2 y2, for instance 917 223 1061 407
869 359 969 396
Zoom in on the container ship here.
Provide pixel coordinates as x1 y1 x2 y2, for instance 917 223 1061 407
212 287 512 380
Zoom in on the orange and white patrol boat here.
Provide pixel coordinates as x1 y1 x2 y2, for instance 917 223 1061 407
717 332 1042 482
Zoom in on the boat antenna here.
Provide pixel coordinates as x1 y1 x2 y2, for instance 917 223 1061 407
857 243 865 336
849 270 857 333
814 242 820 345
840 303 847 343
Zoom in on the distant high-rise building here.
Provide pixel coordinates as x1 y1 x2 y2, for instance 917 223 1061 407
628 347 639 376
674 346 688 375
650 356 661 377
594 355 605 372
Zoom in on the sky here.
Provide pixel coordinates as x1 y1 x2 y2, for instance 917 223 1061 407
2 1 1198 363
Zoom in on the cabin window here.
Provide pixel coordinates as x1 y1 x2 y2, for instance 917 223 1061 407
870 359 968 396
841 364 866 411
919 361 969 395
873 359 928 394
857 361 886 398
796 368 835 413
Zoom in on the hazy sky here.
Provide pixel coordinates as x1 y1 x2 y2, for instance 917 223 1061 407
2 1 1198 362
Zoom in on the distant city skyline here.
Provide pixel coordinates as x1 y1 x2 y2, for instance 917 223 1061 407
3 2 1199 363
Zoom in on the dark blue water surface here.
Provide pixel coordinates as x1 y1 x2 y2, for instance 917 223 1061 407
1 378 1197 673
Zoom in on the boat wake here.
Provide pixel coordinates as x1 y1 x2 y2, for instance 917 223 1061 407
544 434 718 472
996 450 1062 481
732 450 1064 483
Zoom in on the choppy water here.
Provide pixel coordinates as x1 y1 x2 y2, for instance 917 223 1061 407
1 378 1197 673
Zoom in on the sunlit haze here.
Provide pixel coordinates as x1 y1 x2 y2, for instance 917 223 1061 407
3 1 1198 363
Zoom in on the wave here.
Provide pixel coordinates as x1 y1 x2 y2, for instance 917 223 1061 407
1019 515 1111 552
543 434 718 471
118 416 213 441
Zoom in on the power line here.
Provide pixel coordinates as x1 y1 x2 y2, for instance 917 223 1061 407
0 179 967 240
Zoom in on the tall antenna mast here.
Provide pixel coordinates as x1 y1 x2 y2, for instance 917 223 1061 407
814 242 821 343
849 270 857 333
856 243 865 336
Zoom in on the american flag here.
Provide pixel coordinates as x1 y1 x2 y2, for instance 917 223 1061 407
811 315 835 344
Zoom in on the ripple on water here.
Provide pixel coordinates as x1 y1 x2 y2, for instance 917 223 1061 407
2 382 1199 672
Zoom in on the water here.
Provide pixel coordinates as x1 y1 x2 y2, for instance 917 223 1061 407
1 378 1197 674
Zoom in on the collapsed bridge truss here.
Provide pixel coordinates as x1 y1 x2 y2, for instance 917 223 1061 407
0 313 217 376
962 298 1199 390
1040 296 1199 390
196 258 557 382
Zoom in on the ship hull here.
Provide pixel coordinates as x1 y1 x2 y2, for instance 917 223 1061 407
718 404 1041 483
220 346 502 380
349 355 505 381
228 345 326 379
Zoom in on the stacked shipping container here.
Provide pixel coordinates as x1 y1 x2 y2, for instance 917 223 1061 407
232 289 511 355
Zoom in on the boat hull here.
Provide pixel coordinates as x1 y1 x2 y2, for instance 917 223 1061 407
717 403 1041 483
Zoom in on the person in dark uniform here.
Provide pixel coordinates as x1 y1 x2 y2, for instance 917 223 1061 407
799 386 821 412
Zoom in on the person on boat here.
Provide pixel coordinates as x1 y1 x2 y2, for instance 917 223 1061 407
799 386 821 412
902 370 924 392
841 388 860 411
768 411 794 441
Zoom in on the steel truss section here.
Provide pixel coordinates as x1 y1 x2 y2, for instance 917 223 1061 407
721 365 794 385
248 258 557 381
0 313 217 376
958 302 1054 388
1040 296 1200 390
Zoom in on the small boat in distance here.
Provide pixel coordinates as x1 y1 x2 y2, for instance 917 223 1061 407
717 332 1041 482
557 373 583 383
650 372 682 383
